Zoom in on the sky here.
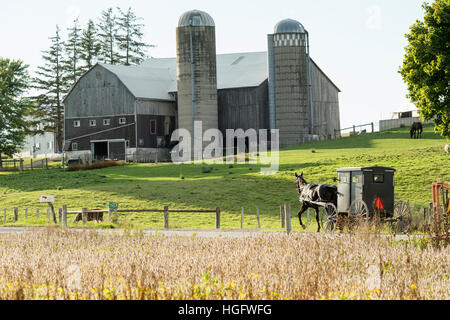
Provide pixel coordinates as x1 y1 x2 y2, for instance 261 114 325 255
0 0 428 129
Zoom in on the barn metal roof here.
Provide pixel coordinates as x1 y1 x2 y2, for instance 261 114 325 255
93 51 339 101
99 63 176 101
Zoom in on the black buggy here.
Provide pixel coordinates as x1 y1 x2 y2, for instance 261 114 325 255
320 166 412 233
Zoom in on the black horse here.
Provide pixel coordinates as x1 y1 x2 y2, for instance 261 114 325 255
410 122 423 139
294 172 338 232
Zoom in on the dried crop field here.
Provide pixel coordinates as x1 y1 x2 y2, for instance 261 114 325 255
0 228 448 300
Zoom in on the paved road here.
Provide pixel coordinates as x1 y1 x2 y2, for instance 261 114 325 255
0 227 418 240
0 227 27 234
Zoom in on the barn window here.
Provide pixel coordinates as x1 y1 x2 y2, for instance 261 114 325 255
150 120 157 135
103 119 110 126
72 142 78 151
89 120 96 127
73 120 80 128
119 118 126 125
373 174 384 183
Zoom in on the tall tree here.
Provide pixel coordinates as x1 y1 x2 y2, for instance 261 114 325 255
97 8 119 65
63 17 84 87
400 0 450 139
80 19 101 72
32 25 67 152
116 7 152 65
0 58 32 160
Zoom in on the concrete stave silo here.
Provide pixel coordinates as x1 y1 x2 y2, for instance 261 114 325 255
176 10 218 157
268 19 314 147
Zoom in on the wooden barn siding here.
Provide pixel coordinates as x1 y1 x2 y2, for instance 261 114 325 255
65 115 135 148
137 115 176 148
67 119 136 151
218 80 269 133
310 62 341 137
135 99 177 148
64 65 135 118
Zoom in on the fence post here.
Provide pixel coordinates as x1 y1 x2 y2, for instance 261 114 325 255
241 207 244 229
256 206 261 229
46 208 50 221
36 208 39 219
13 208 18 222
58 208 62 223
62 205 67 229
353 125 356 136
108 208 112 222
371 122 374 133
19 159 23 172
25 208 28 221
280 205 285 228
46 158 48 169
82 208 87 225
3 208 6 224
285 204 292 235
164 206 169 229
31 158 33 170
215 207 221 229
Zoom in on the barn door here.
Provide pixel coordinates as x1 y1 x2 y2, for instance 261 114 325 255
108 141 126 161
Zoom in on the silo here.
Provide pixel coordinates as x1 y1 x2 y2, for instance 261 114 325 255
176 10 218 157
268 19 313 147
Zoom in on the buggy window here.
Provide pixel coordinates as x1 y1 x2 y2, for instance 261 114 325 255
352 176 360 183
373 174 384 183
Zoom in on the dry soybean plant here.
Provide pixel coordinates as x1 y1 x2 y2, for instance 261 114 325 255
0 228 448 300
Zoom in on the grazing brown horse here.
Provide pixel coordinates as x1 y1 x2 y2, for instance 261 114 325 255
294 172 338 232
410 122 423 139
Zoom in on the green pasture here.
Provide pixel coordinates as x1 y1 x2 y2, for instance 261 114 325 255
0 125 448 230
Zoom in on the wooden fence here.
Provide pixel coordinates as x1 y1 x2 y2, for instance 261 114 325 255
334 122 375 138
0 205 292 232
0 158 49 172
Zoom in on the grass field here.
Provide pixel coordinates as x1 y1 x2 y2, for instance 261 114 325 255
0 125 448 229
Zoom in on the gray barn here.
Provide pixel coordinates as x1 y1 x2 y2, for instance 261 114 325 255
63 10 341 162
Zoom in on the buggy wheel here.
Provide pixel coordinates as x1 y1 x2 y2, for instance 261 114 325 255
392 201 412 234
320 203 338 232
348 200 369 226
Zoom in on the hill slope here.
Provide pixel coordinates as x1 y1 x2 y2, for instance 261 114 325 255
0 125 448 229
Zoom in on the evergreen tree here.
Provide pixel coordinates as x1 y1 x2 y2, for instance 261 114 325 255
32 25 67 153
116 7 152 65
0 58 32 160
97 8 119 65
80 19 101 72
63 17 84 87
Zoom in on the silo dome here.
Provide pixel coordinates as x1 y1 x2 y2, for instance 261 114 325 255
178 9 215 27
274 18 306 33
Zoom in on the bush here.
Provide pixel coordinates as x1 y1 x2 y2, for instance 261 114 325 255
67 160 125 171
